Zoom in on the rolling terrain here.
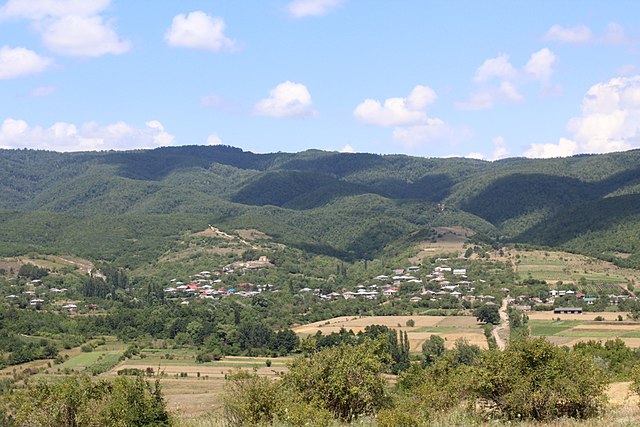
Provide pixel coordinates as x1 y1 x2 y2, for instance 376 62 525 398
2 145 640 267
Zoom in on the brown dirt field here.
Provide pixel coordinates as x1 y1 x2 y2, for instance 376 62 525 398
294 315 487 352
609 382 638 407
409 226 474 263
527 311 629 321
235 229 271 240
293 315 443 335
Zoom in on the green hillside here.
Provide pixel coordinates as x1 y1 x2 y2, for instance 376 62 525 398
2 146 640 267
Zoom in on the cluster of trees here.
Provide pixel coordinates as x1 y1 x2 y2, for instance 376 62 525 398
300 325 410 374
0 374 171 426
224 336 615 426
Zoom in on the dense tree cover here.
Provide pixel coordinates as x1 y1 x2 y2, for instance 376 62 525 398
223 341 387 425
0 374 171 427
223 336 613 425
3 146 640 265
474 304 501 325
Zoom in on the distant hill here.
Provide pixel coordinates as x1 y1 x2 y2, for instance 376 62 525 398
2 146 640 267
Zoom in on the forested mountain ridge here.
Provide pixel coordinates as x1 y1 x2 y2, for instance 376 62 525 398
2 145 640 267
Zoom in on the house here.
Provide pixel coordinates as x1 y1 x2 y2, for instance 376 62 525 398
554 307 582 314
407 266 421 272
453 269 467 275
410 296 422 302
62 303 78 313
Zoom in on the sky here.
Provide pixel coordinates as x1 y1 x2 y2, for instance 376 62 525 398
1 0 640 160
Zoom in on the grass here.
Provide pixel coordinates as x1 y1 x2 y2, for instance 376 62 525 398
529 320 585 336
60 350 122 371
514 250 635 285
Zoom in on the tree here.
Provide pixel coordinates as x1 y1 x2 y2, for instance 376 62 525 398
474 337 608 421
422 335 445 366
1 374 171 427
284 342 387 421
474 304 500 325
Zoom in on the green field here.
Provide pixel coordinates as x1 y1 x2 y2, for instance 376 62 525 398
515 251 631 284
60 350 122 370
529 320 584 336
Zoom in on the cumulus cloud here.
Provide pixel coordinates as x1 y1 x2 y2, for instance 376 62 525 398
354 85 463 148
524 48 557 83
543 24 593 43
0 0 130 57
524 138 578 158
491 136 509 160
340 144 354 153
165 11 236 52
0 118 176 152
207 134 222 145
286 0 345 18
0 45 52 79
458 48 557 110
41 15 130 57
255 81 316 118
543 22 636 46
353 85 436 126
391 119 463 149
0 0 110 20
524 75 640 158
473 54 518 83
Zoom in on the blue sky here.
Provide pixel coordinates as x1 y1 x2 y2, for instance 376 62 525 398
1 0 639 159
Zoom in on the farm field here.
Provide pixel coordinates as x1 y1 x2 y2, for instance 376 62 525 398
512 250 639 288
293 315 488 352
528 312 640 348
108 352 291 418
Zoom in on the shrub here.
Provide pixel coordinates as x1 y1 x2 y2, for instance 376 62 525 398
474 337 608 421
283 342 387 421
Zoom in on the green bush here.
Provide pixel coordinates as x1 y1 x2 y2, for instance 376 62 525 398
474 337 608 421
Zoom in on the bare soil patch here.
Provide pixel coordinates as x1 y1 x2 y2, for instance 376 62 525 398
235 229 271 240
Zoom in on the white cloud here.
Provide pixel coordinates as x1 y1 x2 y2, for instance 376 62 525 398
340 144 354 153
456 82 523 111
524 48 557 83
207 134 222 145
286 0 345 18
524 75 640 158
524 138 578 158
465 152 485 160
353 85 436 126
0 0 110 20
603 22 633 45
543 22 636 46
543 24 593 43
30 85 56 97
391 119 456 148
491 136 509 160
0 0 130 57
566 75 640 153
459 49 556 110
0 118 176 151
355 85 464 148
41 15 130 57
165 11 236 52
0 45 52 79
473 54 517 83
255 81 316 118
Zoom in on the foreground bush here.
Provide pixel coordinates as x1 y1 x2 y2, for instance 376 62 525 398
475 337 608 420
223 341 387 425
1 374 171 427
